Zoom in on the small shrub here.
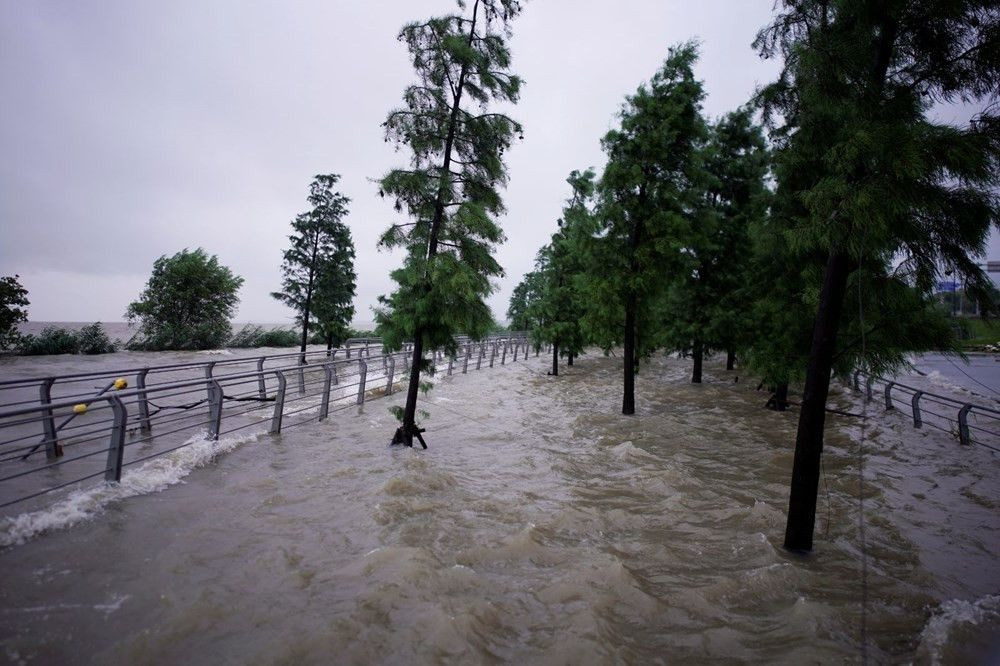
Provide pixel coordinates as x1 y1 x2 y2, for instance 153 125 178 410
19 327 81 355
19 323 118 355
228 325 299 348
76 322 117 354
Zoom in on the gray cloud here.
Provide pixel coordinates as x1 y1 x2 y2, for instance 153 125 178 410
6 1 986 325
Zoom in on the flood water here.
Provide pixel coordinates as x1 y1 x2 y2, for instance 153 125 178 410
1 350 998 663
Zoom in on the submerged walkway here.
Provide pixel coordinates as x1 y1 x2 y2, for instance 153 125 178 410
1 352 997 663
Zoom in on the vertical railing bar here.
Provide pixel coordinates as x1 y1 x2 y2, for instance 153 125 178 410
208 379 223 440
357 359 368 405
105 396 127 482
911 390 924 429
257 357 267 399
270 371 287 434
958 404 972 445
319 364 333 420
136 368 152 433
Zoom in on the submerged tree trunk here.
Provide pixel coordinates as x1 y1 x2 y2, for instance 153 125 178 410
551 340 559 376
784 250 851 551
691 343 703 383
726 349 735 371
396 334 427 448
622 293 636 415
768 383 789 412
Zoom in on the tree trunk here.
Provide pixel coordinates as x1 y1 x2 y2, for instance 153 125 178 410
551 340 559 376
396 333 426 448
623 293 636 415
784 250 851 552
769 382 789 412
726 349 735 371
691 343 703 383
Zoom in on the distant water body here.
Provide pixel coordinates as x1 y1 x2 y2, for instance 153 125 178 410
17 321 379 343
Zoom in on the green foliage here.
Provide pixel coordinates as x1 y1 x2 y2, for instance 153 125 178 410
18 323 117 356
749 0 1000 381
0 275 29 350
228 325 300 348
75 322 118 354
126 248 243 351
375 0 523 355
585 43 708 360
375 0 523 437
658 109 770 362
529 169 597 359
272 174 357 352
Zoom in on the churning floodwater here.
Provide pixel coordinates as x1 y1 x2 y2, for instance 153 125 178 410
1 349 998 663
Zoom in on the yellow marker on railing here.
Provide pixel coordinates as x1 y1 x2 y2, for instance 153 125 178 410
114 378 128 390
73 404 87 414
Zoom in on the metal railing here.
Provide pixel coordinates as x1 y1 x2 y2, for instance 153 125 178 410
849 370 1000 452
0 333 529 513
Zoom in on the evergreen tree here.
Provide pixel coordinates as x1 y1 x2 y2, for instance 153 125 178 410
533 169 596 375
375 0 523 448
506 271 542 332
658 109 769 383
586 43 707 414
272 174 356 355
755 0 1000 551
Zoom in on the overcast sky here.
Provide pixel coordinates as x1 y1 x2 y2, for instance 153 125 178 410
2 1 994 326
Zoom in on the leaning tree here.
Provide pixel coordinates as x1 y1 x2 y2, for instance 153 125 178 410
375 0 523 448
756 0 1000 551
272 174 356 355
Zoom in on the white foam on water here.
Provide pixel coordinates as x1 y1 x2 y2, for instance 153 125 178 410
0 430 264 548
917 594 1000 665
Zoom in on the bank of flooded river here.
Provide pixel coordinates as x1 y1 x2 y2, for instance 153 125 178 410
1 351 998 663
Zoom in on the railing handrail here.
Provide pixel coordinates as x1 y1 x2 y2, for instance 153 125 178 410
853 369 1000 417
0 332 525 389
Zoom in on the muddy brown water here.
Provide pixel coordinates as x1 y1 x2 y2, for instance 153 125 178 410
1 351 998 663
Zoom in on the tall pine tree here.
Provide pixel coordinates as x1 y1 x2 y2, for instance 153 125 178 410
587 43 707 414
272 174 356 356
375 0 523 448
756 0 1000 551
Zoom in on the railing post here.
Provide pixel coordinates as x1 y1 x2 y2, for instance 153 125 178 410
257 357 267 399
136 368 152 433
514 341 519 362
490 342 497 368
463 344 471 374
502 342 508 365
319 364 333 420
386 356 396 395
448 353 454 376
357 359 368 405
911 390 924 428
958 404 973 445
39 377 62 459
208 379 223 440
105 396 127 482
346 341 352 359
865 376 874 402
852 370 861 391
204 362 216 406
270 371 287 434
298 353 306 395
884 381 896 410
477 343 484 370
